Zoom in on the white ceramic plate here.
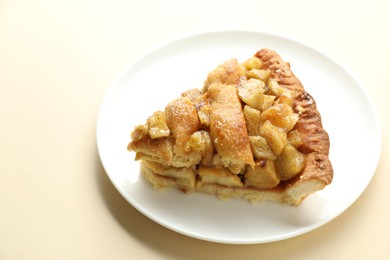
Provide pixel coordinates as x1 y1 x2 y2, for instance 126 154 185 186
97 30 381 244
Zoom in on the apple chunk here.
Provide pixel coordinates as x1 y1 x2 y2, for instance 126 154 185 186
276 144 305 180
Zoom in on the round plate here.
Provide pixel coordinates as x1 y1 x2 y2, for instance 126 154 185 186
96 30 381 244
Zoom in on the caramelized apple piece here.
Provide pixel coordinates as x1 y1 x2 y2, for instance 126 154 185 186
261 94 276 111
197 166 244 188
237 78 266 111
276 92 294 107
249 135 276 160
260 120 287 156
185 130 214 165
276 144 305 180
147 111 170 139
245 159 280 189
242 56 263 70
267 79 286 97
246 69 271 81
260 103 298 132
243 105 262 136
287 130 303 148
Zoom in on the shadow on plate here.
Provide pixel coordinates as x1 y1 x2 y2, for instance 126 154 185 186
94 149 217 257
94 148 346 259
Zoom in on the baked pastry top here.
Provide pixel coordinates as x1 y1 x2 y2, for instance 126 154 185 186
128 48 333 206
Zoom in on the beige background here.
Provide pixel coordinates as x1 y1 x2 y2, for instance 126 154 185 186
1 0 389 259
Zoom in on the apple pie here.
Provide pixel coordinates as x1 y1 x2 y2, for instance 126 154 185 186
128 48 333 206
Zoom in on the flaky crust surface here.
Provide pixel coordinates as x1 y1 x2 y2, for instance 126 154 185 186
207 83 255 170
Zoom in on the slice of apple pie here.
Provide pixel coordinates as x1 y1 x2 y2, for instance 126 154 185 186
128 48 333 206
